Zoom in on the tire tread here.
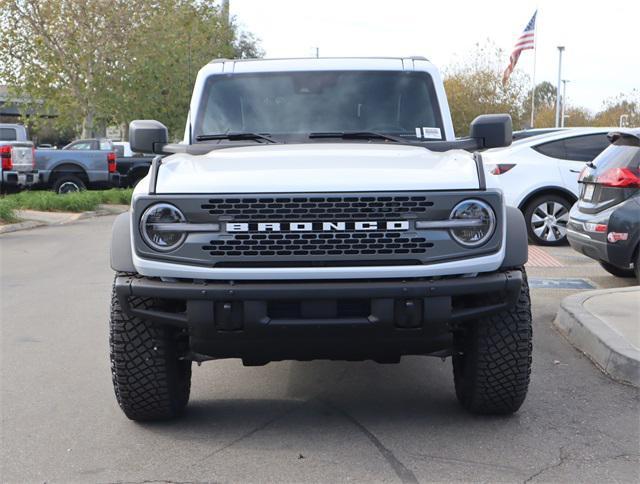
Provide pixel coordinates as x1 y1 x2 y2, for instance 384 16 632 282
109 273 191 421
453 269 532 415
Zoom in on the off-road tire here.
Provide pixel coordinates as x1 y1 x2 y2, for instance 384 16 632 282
452 268 532 415
599 261 635 278
109 273 191 421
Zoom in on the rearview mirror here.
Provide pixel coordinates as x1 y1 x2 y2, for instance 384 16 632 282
469 114 512 149
129 120 168 154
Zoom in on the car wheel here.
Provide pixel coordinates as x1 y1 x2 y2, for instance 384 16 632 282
52 175 86 194
599 261 636 278
635 250 640 283
524 195 572 246
452 268 532 415
110 273 191 421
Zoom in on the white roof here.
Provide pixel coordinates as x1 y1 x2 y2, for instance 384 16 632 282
199 57 435 75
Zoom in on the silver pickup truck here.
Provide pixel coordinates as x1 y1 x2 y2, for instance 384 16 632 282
0 123 37 193
35 138 117 193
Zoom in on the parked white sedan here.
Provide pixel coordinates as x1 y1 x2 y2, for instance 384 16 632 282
484 128 613 245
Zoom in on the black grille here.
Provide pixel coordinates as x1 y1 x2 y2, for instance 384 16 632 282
203 232 433 258
201 195 434 221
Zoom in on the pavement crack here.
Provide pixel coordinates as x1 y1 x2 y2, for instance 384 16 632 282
319 399 418 484
409 451 523 472
110 480 215 484
523 446 568 483
196 401 306 462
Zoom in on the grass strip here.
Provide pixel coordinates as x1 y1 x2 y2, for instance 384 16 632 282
0 188 133 223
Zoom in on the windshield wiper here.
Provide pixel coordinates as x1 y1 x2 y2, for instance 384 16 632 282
196 132 277 143
308 131 406 143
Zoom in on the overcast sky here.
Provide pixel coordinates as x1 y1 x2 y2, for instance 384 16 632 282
230 0 639 113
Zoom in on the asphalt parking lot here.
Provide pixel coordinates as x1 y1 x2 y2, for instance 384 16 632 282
2 215 639 483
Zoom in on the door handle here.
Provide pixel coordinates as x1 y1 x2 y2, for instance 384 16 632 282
569 169 581 173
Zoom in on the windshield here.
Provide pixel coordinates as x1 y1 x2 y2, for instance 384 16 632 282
194 70 444 140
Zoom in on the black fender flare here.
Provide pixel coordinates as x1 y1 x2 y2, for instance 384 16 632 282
501 206 528 269
110 212 136 273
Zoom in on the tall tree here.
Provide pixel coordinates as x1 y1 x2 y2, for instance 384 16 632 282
443 42 528 135
0 0 145 137
593 90 639 127
521 80 556 127
111 0 262 139
0 0 261 139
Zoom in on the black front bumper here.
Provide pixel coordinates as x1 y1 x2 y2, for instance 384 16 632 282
115 270 523 364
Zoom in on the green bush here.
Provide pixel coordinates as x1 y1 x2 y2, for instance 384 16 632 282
0 198 18 223
0 188 133 222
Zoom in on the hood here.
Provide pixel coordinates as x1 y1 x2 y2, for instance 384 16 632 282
154 143 480 194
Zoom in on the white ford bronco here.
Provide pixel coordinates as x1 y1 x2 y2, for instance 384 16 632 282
110 57 531 421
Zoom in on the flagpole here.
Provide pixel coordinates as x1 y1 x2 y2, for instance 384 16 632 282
529 10 538 128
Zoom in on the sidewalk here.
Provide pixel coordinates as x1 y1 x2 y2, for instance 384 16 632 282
554 286 640 386
0 204 128 234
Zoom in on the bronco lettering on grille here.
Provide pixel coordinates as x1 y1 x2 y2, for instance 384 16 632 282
226 221 410 232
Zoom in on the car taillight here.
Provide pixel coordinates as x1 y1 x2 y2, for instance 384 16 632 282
489 163 516 175
0 145 12 170
107 152 117 173
585 223 607 233
596 167 640 188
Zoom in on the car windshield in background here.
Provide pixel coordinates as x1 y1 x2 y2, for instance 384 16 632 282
194 71 444 141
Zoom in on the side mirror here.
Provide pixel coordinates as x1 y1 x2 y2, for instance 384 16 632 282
129 120 168 154
470 114 512 149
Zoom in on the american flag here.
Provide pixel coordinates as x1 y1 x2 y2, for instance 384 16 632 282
503 11 537 85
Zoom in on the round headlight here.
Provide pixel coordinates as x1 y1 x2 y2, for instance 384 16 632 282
449 199 496 247
140 203 186 252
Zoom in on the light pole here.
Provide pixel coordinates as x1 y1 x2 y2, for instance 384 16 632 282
561 79 570 127
555 46 565 128
222 0 230 26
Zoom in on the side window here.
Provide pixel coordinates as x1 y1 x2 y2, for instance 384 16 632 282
533 139 566 159
0 128 17 141
99 140 111 151
563 134 609 162
68 141 92 150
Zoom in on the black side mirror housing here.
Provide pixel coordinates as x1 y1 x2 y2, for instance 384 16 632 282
129 120 168 154
470 114 512 149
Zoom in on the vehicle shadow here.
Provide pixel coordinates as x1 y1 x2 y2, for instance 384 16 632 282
138 356 512 440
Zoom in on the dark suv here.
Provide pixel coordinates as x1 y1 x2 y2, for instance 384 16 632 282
567 130 640 281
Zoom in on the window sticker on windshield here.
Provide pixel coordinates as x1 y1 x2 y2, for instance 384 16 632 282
415 127 422 138
422 127 441 139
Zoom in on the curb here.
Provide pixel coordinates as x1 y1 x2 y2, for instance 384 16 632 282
0 205 127 235
0 220 47 234
553 287 640 387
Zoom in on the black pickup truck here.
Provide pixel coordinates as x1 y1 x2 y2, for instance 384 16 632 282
112 142 154 188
